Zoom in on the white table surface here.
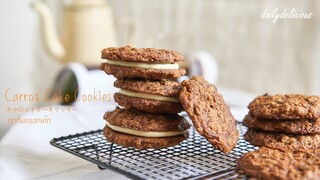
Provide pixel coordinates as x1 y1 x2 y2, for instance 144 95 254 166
0 89 253 180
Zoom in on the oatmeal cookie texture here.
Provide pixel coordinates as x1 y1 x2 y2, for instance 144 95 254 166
237 147 320 180
99 46 186 79
243 114 320 134
244 129 320 151
241 93 320 179
114 79 181 97
104 107 189 132
113 77 183 114
103 107 190 149
101 45 185 62
100 46 189 149
248 94 320 119
99 63 186 80
104 126 189 150
114 94 183 114
179 76 239 154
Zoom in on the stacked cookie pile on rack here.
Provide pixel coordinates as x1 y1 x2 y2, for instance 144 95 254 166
99 46 190 149
238 94 320 179
243 94 320 151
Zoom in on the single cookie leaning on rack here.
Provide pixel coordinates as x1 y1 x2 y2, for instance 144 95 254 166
179 76 239 154
103 107 190 149
243 114 320 134
248 94 320 119
244 129 320 151
237 147 320 180
99 46 186 80
113 78 183 114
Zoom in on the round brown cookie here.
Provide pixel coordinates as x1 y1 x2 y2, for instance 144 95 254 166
103 126 189 149
248 94 320 119
99 63 186 80
243 114 320 134
244 129 320 151
104 107 190 132
101 46 185 63
114 93 183 114
237 147 320 180
114 78 181 97
179 76 239 154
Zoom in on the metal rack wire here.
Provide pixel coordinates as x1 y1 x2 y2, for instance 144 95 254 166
50 123 255 180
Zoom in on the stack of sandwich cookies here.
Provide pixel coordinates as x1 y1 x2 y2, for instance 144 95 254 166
100 46 189 149
103 107 190 149
243 94 320 151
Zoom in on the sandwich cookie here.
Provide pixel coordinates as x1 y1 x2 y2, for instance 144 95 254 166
103 107 190 149
99 46 186 80
179 76 239 154
238 147 320 180
248 94 320 119
243 114 320 134
114 78 183 114
244 129 320 151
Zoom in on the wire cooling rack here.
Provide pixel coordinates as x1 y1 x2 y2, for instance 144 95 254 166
50 123 256 180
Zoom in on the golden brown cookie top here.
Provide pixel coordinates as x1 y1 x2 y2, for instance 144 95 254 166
179 76 239 154
237 147 320 180
114 78 181 97
101 46 185 63
104 107 190 132
248 94 320 119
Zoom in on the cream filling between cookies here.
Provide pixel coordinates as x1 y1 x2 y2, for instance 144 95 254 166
104 59 179 70
118 89 180 103
106 122 185 137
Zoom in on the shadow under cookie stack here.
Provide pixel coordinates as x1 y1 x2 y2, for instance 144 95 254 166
99 46 190 149
238 94 320 179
